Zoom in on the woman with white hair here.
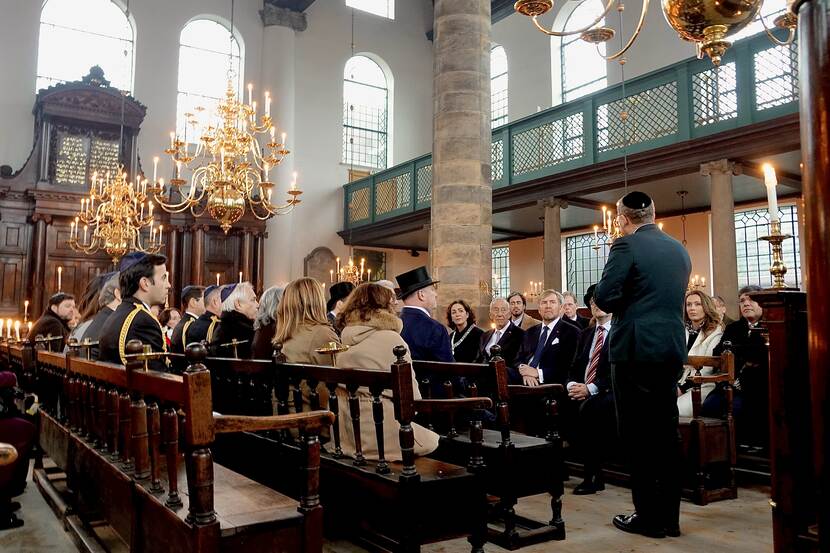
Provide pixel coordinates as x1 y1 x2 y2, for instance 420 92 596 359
210 282 259 359
251 286 284 360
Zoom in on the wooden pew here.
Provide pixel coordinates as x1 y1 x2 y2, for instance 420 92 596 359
412 346 566 550
206 345 495 553
33 341 334 553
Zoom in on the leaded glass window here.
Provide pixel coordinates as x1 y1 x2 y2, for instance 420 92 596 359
735 205 801 289
566 232 610 303
343 55 389 169
37 0 135 92
491 45 508 128
346 0 394 19
492 246 510 299
560 0 607 102
176 19 242 141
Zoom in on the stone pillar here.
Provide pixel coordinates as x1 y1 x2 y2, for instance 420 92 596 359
255 232 266 293
191 225 205 286
166 226 180 305
241 230 254 284
543 199 565 291
431 0 492 315
260 7 300 285
30 214 50 315
702 159 740 320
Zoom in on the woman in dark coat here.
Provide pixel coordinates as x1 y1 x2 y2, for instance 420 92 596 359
446 299 484 363
251 286 284 360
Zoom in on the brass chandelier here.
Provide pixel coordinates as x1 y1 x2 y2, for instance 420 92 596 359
151 0 300 233
514 0 797 66
69 168 163 263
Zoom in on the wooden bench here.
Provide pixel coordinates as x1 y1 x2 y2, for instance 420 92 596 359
412 345 566 550
206 345 495 553
33 340 334 553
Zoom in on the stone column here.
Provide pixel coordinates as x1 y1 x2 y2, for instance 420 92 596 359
431 0 492 316
166 226 180 305
543 199 565 291
241 230 254 284
260 6 301 285
30 214 50 316
702 159 740 320
191 225 206 286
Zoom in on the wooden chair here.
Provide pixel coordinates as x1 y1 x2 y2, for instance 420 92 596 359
413 345 566 550
33 341 334 553
679 349 737 505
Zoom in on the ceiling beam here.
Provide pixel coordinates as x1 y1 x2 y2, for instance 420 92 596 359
737 159 802 191
492 226 536 238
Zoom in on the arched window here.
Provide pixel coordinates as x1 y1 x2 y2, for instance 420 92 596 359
37 0 134 92
731 0 788 41
559 0 607 102
346 0 395 19
343 55 389 169
176 19 242 140
491 45 509 128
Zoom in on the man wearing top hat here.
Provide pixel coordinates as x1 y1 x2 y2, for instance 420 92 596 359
396 266 453 363
99 252 172 372
593 191 691 538
327 282 355 329
187 284 223 348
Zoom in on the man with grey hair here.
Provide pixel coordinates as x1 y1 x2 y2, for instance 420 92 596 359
562 291 589 329
513 289 579 386
211 282 259 359
477 297 524 366
80 272 121 359
594 191 691 538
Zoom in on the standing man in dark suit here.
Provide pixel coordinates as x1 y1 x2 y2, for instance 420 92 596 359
188 285 222 347
566 284 615 495
513 289 579 386
327 282 355 330
562 291 590 329
99 252 172 372
478 297 525 366
170 285 205 354
594 191 691 538
396 266 453 363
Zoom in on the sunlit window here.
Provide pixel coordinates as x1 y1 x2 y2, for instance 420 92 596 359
37 0 134 92
492 246 510 298
343 55 389 169
491 45 509 128
735 205 801 288
346 0 394 19
176 19 242 141
560 0 607 102
731 0 788 42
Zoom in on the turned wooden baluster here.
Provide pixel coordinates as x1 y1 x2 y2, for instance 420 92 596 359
347 383 366 466
490 347 513 448
162 404 183 508
391 346 418 480
369 383 389 474
299 431 323 553
96 383 108 450
443 378 457 437
182 343 216 526
107 388 120 459
119 390 132 469
125 341 150 479
148 402 163 493
326 382 343 457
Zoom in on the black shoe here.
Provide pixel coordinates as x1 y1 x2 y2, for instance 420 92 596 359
573 479 605 495
612 513 665 538
664 525 681 537
0 512 24 531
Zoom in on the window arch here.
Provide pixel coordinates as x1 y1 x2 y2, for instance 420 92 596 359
343 55 389 169
557 0 607 103
176 18 243 140
491 45 509 128
37 0 135 92
346 0 395 19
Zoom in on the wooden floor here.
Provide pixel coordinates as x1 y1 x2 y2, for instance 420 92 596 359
1 464 772 553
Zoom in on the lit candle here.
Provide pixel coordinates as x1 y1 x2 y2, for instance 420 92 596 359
607 211 613 233
27 321 32 335
24 300 28 321
57 266 63 291
762 163 780 223
263 162 270 181
601 206 607 233
252 101 257 117
158 225 163 243
336 257 340 274
290 171 298 191
330 269 334 283
701 277 706 286
593 225 598 241
247 83 253 105
70 221 75 240
658 222 664 230
176 161 182 179
239 271 243 283
5 320 10 339
265 92 271 117
15 321 20 341
367 269 371 281
140 202 145 219
270 126 275 143
83 225 88 244
170 132 175 149
153 156 159 183
216 273 221 286
282 132 287 146
149 202 154 217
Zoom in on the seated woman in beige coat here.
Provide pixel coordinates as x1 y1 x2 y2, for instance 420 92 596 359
333 283 439 462
677 290 725 417
274 277 340 413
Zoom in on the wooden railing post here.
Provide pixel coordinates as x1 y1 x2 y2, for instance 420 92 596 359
182 343 216 525
125 341 150 480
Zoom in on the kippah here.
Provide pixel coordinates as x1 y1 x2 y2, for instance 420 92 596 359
181 285 201 297
621 191 652 209
203 285 219 299
220 284 237 303
118 252 148 272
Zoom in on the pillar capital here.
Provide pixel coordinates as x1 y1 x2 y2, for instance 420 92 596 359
540 197 568 210
700 159 741 177
260 4 307 32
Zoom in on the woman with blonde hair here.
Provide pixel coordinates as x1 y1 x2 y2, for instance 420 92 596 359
677 289 725 416
333 283 439 461
273 278 340 364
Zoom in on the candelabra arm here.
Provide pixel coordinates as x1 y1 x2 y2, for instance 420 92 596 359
530 0 616 37
597 0 650 60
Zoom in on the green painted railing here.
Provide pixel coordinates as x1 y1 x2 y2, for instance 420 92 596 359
343 34 799 230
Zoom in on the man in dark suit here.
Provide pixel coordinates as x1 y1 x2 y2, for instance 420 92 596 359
594 191 691 538
397 266 453 363
562 291 590 329
566 284 615 495
99 252 172 372
188 285 222 347
478 297 525 366
28 293 75 351
327 282 355 330
80 272 121 359
513 289 579 386
170 285 205 354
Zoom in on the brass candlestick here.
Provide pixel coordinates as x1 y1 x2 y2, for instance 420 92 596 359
759 221 794 289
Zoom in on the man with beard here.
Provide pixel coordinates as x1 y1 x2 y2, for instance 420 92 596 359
28 293 75 351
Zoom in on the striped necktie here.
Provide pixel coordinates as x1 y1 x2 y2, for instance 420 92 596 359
585 326 605 385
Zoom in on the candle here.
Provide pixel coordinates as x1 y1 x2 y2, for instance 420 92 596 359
27 322 32 335
153 156 159 183
158 225 163 243
265 92 271 117
24 300 28 321
83 225 88 244
57 266 63 291
170 132 175 149
0 320 4 338
336 257 340 274
70 221 75 240
149 202 154 217
601 206 607 233
367 269 371 281
593 225 598 241
607 211 613 234
330 269 334 283
216 273 220 286
282 132 287 146
762 163 780 223
270 126 275 142
263 162 270 181
5 319 10 339
239 271 243 283
14 321 20 341
290 171 298 191
176 161 181 179
247 83 253 105
252 101 257 117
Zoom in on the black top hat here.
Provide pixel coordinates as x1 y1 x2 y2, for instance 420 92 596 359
327 282 355 312
583 284 597 308
395 266 439 300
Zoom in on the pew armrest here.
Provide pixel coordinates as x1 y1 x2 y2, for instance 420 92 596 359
213 410 335 434
688 373 732 385
507 383 564 397
413 397 493 413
